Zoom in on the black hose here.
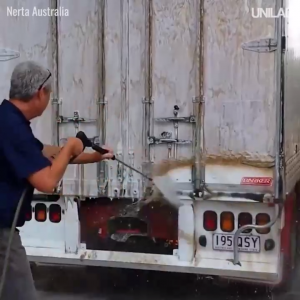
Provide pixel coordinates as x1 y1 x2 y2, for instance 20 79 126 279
0 188 28 299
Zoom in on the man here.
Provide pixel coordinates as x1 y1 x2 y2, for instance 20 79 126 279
0 61 114 299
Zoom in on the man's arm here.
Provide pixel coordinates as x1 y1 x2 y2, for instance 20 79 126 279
43 145 107 164
42 145 61 160
3 133 83 193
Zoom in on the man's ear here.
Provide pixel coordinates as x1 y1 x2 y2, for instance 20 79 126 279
35 89 43 101
37 87 48 99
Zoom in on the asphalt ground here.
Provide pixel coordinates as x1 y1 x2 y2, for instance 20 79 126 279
33 265 286 300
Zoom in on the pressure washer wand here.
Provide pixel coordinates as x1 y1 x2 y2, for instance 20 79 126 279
92 143 152 181
76 131 152 181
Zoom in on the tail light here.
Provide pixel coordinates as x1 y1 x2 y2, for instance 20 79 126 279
25 206 32 221
238 213 252 233
220 212 234 232
49 204 61 223
35 203 47 222
203 211 217 231
256 213 270 234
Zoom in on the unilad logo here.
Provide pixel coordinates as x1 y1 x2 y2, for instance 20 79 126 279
251 7 289 18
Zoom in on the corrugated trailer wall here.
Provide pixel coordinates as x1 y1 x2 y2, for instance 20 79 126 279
202 0 277 196
0 0 200 198
0 0 278 199
204 0 276 164
57 0 199 198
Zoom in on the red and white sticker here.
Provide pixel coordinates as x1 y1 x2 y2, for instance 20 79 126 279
240 177 273 186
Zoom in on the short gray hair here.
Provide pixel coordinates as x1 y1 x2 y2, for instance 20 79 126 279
9 61 52 102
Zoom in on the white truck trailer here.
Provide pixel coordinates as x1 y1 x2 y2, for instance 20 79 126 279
0 0 299 289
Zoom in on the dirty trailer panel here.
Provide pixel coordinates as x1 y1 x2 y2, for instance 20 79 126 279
104 0 150 199
0 0 53 145
104 0 200 198
203 0 277 196
0 0 279 198
150 0 199 161
204 0 276 164
57 0 102 197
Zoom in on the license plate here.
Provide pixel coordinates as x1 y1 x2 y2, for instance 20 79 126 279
212 234 260 253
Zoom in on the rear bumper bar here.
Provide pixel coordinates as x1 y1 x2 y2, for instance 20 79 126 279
25 247 279 283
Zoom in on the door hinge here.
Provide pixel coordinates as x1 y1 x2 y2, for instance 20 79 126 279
242 38 277 53
57 111 96 125
147 136 192 145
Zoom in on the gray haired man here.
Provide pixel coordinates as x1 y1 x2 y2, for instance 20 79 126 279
0 61 113 299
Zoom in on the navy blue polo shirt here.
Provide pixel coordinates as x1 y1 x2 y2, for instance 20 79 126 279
0 99 51 228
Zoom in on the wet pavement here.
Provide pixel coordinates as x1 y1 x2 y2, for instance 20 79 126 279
32 265 291 300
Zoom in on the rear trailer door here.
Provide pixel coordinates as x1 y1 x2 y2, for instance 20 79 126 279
202 0 278 198
194 0 281 269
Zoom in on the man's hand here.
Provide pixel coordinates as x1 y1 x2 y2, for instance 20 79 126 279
71 145 114 164
92 145 114 161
